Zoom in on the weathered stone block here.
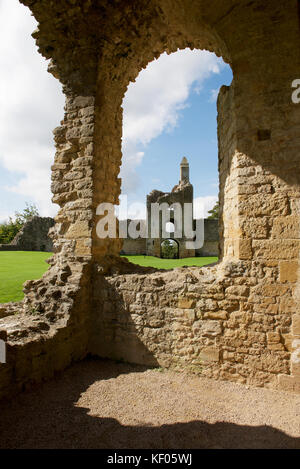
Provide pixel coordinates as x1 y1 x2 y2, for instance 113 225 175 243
183 309 196 323
253 240 300 260
279 297 297 314
267 343 285 351
240 217 269 239
177 298 196 309
292 315 300 336
75 239 91 256
278 374 300 393
238 239 253 260
226 285 249 299
279 261 298 283
267 332 281 344
193 319 222 337
204 311 228 320
199 347 220 363
65 221 90 239
271 216 300 239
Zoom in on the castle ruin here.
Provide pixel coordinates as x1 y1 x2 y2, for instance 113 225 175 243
0 217 54 252
0 0 299 398
121 157 219 258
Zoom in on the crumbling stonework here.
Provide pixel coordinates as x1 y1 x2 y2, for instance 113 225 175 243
196 219 219 257
91 262 292 388
121 220 147 255
146 157 195 258
121 158 219 258
0 0 299 399
121 218 219 257
0 217 54 252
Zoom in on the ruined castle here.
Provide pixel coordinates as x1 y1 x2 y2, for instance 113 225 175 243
121 157 219 258
0 0 299 398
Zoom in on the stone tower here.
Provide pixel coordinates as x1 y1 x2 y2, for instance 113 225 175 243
180 156 189 183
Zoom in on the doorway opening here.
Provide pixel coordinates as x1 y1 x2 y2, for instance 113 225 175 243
161 239 179 259
119 48 232 269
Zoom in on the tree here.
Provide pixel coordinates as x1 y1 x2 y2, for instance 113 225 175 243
14 203 39 226
0 203 39 244
161 239 178 259
207 201 219 219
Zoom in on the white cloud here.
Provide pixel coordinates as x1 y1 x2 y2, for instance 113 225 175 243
0 210 12 225
0 2 221 220
121 49 224 194
209 87 221 103
194 195 218 219
0 0 64 217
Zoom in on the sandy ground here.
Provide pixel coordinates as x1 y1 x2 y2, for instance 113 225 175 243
0 358 299 449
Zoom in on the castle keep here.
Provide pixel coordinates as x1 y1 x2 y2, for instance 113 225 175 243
121 157 219 258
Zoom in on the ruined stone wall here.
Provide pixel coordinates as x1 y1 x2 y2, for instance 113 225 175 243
0 245 19 252
121 218 219 257
120 219 146 255
146 183 195 259
91 263 293 388
196 219 219 257
0 90 97 399
121 238 146 256
89 0 300 393
0 0 299 400
0 217 55 252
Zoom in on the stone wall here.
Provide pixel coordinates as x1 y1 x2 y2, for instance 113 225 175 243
90 261 292 388
0 245 19 252
120 219 147 255
0 217 54 252
0 0 299 400
146 174 195 259
196 219 219 257
121 238 147 256
121 218 219 257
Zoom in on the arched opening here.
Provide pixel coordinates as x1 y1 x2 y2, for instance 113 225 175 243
118 48 232 267
161 238 179 259
0 0 298 402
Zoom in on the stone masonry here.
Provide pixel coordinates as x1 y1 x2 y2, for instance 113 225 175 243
121 158 219 258
0 0 299 399
0 217 54 252
121 218 219 257
146 157 195 258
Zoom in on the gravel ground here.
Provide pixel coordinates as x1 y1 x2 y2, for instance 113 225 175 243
0 358 299 449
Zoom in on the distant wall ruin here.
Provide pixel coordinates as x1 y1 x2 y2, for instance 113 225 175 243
121 218 219 257
121 158 219 258
0 217 54 252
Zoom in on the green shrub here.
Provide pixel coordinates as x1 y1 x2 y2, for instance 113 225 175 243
0 203 39 244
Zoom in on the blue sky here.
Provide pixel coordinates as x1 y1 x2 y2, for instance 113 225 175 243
120 49 232 218
0 0 232 223
130 66 233 201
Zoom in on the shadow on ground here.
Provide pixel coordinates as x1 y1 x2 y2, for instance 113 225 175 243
0 358 299 449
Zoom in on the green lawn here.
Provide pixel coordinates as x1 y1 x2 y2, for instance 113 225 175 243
0 251 52 303
121 255 218 270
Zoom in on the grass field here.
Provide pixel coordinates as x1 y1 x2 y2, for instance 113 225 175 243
0 251 52 303
121 255 218 270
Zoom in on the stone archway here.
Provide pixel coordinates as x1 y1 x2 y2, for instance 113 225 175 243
0 0 299 398
161 239 179 259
